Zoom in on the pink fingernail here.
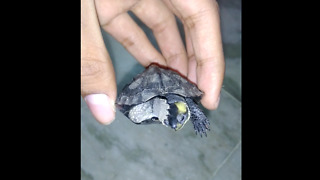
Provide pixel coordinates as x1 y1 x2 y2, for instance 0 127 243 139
84 94 115 125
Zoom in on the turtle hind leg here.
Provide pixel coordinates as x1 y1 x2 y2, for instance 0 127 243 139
185 98 210 137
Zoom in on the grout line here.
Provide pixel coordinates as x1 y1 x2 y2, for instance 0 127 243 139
212 140 241 178
221 88 241 105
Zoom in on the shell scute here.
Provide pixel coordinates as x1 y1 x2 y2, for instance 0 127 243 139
116 65 202 106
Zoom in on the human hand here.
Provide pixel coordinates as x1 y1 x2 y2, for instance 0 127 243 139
81 0 225 125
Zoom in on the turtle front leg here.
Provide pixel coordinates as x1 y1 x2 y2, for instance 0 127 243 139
185 98 210 137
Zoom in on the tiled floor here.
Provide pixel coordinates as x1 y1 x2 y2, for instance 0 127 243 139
81 1 241 179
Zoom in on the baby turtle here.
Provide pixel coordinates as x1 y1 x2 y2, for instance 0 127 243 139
116 64 210 137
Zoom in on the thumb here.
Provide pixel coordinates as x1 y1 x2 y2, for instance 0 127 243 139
81 0 116 125
81 55 117 125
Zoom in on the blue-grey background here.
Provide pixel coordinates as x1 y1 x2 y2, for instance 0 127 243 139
81 0 241 179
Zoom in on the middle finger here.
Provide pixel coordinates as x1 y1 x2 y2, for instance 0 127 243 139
102 13 167 67
131 0 188 76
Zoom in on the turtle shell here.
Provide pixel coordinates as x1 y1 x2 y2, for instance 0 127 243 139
116 64 203 106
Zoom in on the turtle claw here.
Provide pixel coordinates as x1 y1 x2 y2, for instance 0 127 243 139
192 117 210 137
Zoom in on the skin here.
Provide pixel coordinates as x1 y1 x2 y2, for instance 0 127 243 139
81 0 225 125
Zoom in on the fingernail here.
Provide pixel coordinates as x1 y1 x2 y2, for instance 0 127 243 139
84 94 115 125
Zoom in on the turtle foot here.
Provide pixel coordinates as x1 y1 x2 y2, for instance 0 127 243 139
185 98 210 137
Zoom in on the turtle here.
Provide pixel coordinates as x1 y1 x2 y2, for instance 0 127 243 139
116 64 210 137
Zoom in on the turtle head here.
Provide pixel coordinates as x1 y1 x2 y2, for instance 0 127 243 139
165 101 190 131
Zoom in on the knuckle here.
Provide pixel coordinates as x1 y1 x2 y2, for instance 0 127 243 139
151 15 174 34
121 36 135 49
184 15 196 29
166 52 185 64
152 20 168 34
81 58 107 78
182 8 214 29
196 57 213 67
188 54 196 62
196 55 223 68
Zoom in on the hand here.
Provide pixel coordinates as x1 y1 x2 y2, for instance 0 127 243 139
81 0 225 125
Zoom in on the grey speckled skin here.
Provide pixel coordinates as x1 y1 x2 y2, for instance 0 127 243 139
116 64 210 136
186 98 210 137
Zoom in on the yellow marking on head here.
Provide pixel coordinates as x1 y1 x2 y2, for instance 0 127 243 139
176 123 183 130
175 102 187 114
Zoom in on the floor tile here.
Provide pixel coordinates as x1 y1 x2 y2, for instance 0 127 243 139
81 87 241 180
82 1 241 179
212 141 241 180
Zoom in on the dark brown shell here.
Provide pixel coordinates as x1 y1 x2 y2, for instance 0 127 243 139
116 64 202 106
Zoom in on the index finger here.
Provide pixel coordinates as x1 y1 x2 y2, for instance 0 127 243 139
164 0 225 110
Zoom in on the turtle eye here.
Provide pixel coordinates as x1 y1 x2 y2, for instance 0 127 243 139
177 114 186 123
180 115 185 122
151 117 159 121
